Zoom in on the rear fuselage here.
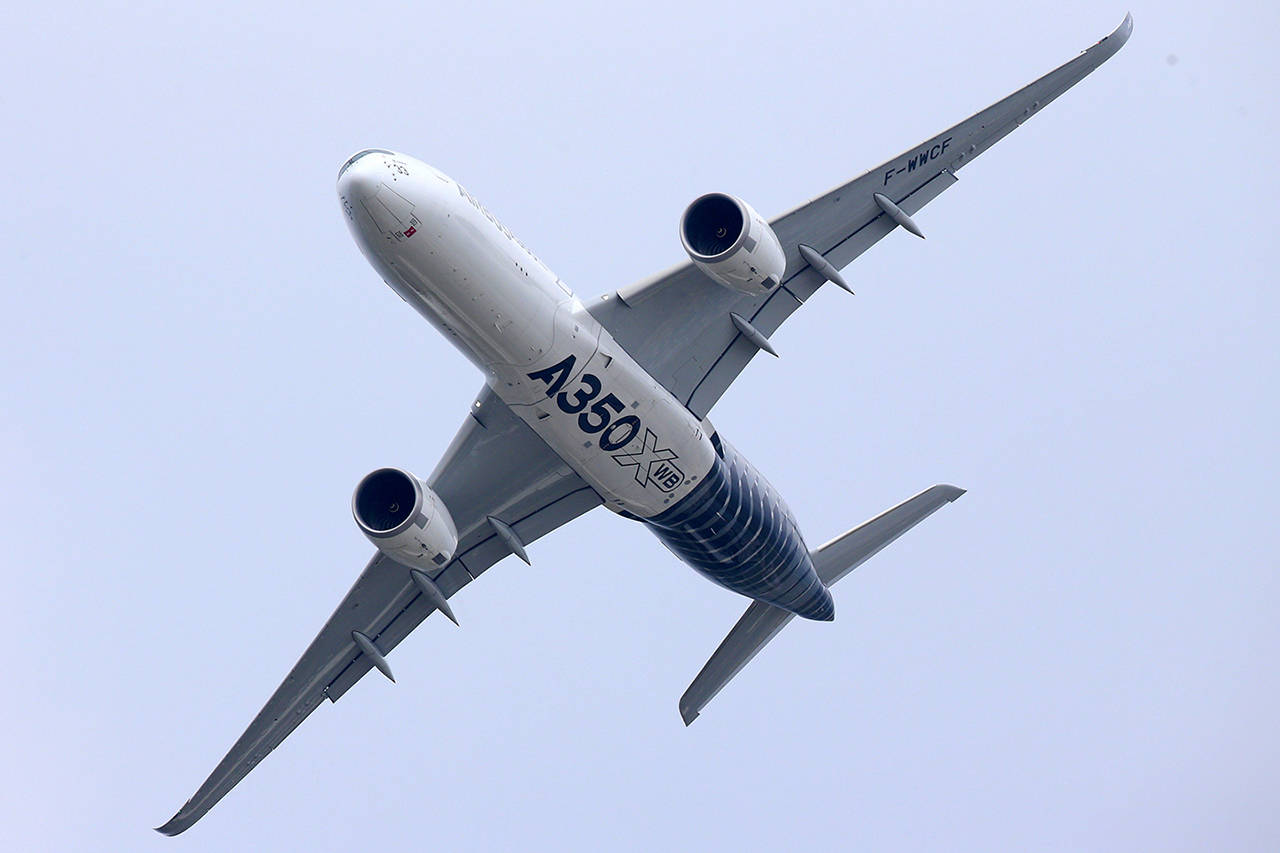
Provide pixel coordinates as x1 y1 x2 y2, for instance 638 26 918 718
337 149 833 620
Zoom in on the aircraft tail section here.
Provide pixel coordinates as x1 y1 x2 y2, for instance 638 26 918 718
678 484 965 725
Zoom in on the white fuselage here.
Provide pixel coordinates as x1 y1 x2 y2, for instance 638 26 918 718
337 149 716 519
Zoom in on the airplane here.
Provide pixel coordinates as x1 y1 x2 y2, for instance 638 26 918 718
157 14 1132 835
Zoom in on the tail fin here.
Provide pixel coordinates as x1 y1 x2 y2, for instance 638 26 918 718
679 484 965 725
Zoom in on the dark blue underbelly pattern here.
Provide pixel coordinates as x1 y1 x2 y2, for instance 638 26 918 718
646 435 834 621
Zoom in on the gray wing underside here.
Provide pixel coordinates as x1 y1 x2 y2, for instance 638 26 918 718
587 15 1132 419
157 387 601 835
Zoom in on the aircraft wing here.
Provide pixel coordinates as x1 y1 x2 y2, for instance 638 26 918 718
157 386 601 835
587 14 1132 419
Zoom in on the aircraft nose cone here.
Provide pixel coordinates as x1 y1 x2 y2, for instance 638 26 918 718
337 149 426 249
337 148 395 199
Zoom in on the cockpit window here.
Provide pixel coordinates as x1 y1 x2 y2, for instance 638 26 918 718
338 148 396 180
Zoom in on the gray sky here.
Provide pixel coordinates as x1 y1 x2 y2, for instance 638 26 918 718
2 1 1277 850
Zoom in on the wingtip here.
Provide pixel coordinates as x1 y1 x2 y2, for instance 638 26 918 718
1107 12 1134 48
154 801 202 836
1116 12 1134 42
1082 12 1132 60
681 708 699 726
154 819 185 837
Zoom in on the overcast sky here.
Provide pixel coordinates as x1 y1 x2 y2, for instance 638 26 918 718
2 1 1277 850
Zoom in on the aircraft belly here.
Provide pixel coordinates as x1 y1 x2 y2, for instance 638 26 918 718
504 322 718 520
646 438 834 621
387 211 561 370
341 152 717 521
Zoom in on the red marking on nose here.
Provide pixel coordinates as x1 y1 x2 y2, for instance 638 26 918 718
404 226 417 238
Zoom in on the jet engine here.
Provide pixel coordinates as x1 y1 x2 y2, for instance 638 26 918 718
679 193 786 296
352 467 458 570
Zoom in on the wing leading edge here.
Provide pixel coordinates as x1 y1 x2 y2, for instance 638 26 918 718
156 387 601 835
588 15 1133 418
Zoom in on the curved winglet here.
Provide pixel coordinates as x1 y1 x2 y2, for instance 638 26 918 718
1106 12 1135 52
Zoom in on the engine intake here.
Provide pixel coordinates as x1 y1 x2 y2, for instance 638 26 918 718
680 193 786 296
353 468 418 533
353 467 458 570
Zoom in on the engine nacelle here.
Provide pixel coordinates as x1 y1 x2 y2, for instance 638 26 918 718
679 193 786 296
352 467 458 570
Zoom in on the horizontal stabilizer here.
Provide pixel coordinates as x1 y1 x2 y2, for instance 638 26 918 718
679 484 964 724
679 601 795 725
812 484 965 585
